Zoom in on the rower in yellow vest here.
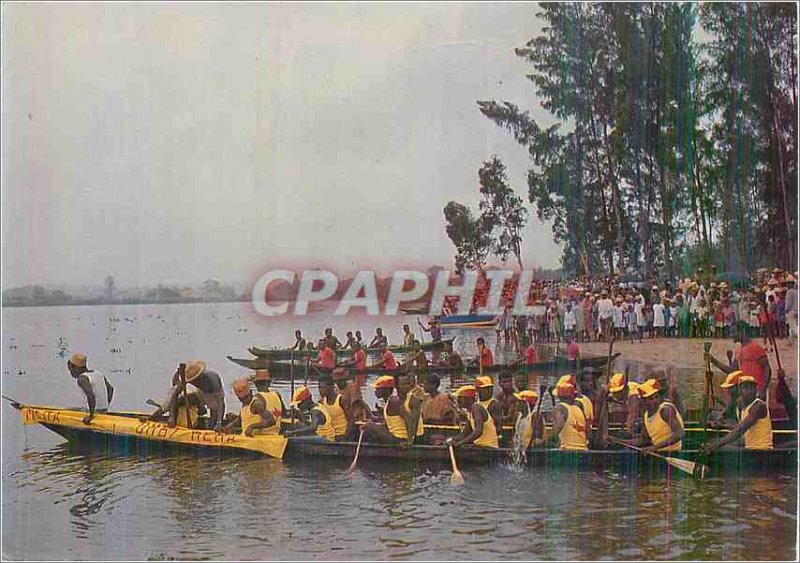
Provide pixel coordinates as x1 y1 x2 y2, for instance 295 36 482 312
473 376 502 438
607 372 642 437
318 373 351 440
361 375 411 444
548 378 588 450
397 373 424 440
226 378 278 437
284 386 336 442
701 371 773 453
251 369 285 435
447 384 499 449
622 378 684 453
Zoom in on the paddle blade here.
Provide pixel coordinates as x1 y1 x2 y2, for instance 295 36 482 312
664 456 698 476
450 470 465 487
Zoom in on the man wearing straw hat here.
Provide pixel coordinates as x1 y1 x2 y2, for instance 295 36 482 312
151 361 226 432
66 353 114 425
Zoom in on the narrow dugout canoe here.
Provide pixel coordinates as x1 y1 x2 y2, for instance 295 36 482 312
439 314 498 328
248 338 456 361
226 352 622 375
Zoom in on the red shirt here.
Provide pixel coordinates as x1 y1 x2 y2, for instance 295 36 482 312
737 341 767 389
318 347 336 369
524 345 537 366
567 341 580 361
480 346 494 367
382 350 397 369
353 349 367 370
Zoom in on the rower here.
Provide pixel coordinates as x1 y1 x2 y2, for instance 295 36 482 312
447 383 499 449
707 327 772 401
355 330 364 348
547 378 588 450
420 373 458 425
324 328 343 350
518 338 537 367
476 337 494 369
369 328 388 349
250 369 285 434
702 371 773 452
402 324 416 347
343 331 357 350
440 340 463 368
290 330 307 351
403 340 428 372
418 317 443 342
557 374 594 429
332 368 372 427
624 379 684 453
397 373 425 442
371 345 398 370
284 386 336 442
606 372 641 437
514 389 545 449
474 376 502 438
361 376 409 445
340 341 367 371
149 362 225 431
226 378 277 437
652 369 686 418
67 353 114 425
312 339 336 370
318 373 351 440
494 371 520 426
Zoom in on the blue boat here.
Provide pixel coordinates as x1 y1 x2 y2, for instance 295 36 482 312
439 314 497 328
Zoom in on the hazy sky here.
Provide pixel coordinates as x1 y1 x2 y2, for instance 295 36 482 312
2 2 561 289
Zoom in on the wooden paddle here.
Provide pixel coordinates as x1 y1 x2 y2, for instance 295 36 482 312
179 363 193 430
290 352 296 427
608 436 706 478
591 336 616 449
347 428 365 474
448 444 465 486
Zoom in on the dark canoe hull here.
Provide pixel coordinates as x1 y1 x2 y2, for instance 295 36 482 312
439 314 497 328
286 437 797 476
225 352 621 376
248 338 456 360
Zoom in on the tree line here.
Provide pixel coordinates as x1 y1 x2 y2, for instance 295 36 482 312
445 2 796 279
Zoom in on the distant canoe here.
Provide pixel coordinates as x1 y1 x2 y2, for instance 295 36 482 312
439 314 497 328
247 337 455 361
226 352 621 375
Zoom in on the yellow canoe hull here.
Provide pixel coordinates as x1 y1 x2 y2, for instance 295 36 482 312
20 405 288 459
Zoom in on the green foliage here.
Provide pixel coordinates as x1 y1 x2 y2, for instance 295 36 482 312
478 156 529 268
442 201 493 274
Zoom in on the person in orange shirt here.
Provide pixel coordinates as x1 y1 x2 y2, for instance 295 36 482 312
708 328 772 400
516 338 537 367
340 341 367 371
312 339 336 370
371 345 398 370
475 337 494 369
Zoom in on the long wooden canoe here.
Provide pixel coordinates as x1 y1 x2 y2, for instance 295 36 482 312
11 401 795 476
248 338 456 361
439 314 497 328
226 352 622 375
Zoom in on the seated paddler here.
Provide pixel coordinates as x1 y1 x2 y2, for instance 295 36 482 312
701 371 773 453
250 369 285 434
224 378 277 436
284 386 336 442
149 361 226 432
446 384 499 449
318 373 352 441
362 375 421 445
514 389 545 449
333 368 372 428
595 372 641 440
621 378 684 454
546 377 588 450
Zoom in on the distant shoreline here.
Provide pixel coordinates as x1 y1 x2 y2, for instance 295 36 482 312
1 297 250 309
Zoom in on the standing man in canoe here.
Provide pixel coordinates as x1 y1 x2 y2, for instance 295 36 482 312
402 324 416 347
324 328 343 351
225 378 277 436
701 371 773 452
362 375 418 445
707 327 772 401
312 339 336 370
418 317 443 342
67 353 114 425
447 383 499 449
284 386 336 442
474 337 494 371
622 379 684 453
250 369 285 433
289 330 306 351
369 327 388 349
151 361 226 432
546 378 588 450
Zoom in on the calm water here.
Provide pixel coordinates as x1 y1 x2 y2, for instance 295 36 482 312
2 303 797 560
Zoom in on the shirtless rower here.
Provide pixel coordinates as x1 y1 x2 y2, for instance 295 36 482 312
420 373 458 425
332 368 372 429
600 372 641 437
289 330 306 351
369 328 388 349
402 324 416 347
439 341 463 368
494 371 520 426
402 340 428 372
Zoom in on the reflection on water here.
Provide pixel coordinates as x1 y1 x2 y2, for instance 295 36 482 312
2 303 798 560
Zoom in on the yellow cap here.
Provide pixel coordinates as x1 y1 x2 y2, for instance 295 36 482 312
474 376 494 388
69 353 87 368
291 386 312 405
454 385 477 399
608 373 626 393
720 370 757 388
513 390 539 404
627 382 640 397
637 379 661 398
372 375 395 389
556 374 577 388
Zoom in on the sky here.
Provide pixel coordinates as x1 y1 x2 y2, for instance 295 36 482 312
2 2 561 290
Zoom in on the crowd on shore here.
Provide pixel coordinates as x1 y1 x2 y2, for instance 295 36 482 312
487 267 797 346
